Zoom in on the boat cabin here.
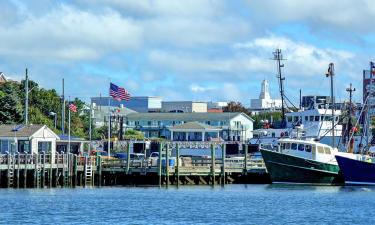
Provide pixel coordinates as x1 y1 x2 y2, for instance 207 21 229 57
278 139 337 164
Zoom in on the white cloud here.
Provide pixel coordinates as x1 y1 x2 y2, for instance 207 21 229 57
0 5 143 61
246 0 375 33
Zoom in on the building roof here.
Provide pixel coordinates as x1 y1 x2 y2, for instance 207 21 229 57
169 121 222 131
0 124 45 137
0 72 7 83
126 112 253 121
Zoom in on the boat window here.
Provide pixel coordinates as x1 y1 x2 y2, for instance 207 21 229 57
315 116 320 121
309 116 314 121
321 116 324 121
287 116 292 122
298 144 304 151
294 117 299 122
305 116 308 121
324 147 331 154
291 143 297 150
317 146 324 153
281 143 285 150
305 145 312 152
285 143 290 149
311 145 316 153
335 117 339 122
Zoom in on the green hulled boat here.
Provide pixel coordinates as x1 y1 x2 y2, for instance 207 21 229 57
260 138 351 185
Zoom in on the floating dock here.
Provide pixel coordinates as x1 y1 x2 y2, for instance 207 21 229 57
0 142 269 188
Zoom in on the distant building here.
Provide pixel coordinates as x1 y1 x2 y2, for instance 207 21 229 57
250 80 282 112
0 72 7 84
91 96 162 113
207 101 227 113
125 112 254 141
91 105 137 127
301 96 332 110
161 101 207 113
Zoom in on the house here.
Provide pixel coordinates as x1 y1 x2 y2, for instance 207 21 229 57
125 112 254 141
0 124 59 155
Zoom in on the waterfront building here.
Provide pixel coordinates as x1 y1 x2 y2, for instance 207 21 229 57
169 122 222 141
161 101 208 113
91 96 162 113
125 112 254 141
250 80 282 113
0 124 59 155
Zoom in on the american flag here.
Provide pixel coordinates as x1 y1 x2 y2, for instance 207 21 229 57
69 103 77 112
109 83 131 101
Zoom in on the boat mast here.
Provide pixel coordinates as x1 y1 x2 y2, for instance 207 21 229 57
346 83 355 152
366 62 375 147
326 63 335 148
273 49 286 128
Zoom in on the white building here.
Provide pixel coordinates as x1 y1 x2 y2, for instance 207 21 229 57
91 96 162 113
161 101 208 113
0 124 59 155
126 112 254 141
250 80 282 112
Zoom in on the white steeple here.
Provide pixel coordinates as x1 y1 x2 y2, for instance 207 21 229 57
259 79 271 100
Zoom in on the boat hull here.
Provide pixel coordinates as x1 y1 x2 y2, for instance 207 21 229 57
260 149 343 185
335 155 375 185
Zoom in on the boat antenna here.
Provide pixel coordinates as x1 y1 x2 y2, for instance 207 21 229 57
273 49 287 128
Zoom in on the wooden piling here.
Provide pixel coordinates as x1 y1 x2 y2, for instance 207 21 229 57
176 143 180 188
221 144 226 186
16 154 19 188
211 143 215 186
42 153 46 188
126 142 130 174
73 155 78 187
158 142 163 187
97 155 102 186
244 144 248 175
24 154 28 188
166 143 169 188
49 155 53 188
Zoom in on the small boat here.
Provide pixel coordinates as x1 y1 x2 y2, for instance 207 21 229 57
260 138 356 185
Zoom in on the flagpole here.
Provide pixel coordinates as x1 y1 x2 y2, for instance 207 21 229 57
108 82 111 157
68 97 71 154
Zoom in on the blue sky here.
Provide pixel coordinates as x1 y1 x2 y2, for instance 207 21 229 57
0 0 373 105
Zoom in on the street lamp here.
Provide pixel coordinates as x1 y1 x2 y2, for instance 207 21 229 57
49 112 57 129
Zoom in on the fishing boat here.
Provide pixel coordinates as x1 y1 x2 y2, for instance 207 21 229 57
335 154 375 185
260 138 357 185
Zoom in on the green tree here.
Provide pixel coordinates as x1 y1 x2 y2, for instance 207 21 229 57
0 83 24 124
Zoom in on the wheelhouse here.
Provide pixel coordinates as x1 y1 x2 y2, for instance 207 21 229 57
279 139 337 164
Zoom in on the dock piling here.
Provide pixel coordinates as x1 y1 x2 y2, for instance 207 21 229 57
211 144 215 187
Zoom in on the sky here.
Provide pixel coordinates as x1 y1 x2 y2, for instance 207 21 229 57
0 0 373 106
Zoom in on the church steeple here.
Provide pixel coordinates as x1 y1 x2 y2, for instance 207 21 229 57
259 79 271 100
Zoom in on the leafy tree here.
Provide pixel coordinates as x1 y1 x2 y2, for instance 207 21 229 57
223 101 250 114
0 83 24 124
125 130 144 140
252 112 283 129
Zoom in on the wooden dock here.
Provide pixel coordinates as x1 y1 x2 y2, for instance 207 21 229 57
0 143 269 188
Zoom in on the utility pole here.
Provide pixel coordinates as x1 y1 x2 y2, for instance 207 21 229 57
61 79 65 134
25 68 29 126
272 49 287 127
326 63 335 148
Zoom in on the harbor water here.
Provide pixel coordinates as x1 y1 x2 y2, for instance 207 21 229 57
1 185 374 224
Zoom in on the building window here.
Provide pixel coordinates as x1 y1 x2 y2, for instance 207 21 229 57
18 140 30 153
0 140 9 153
38 142 52 153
